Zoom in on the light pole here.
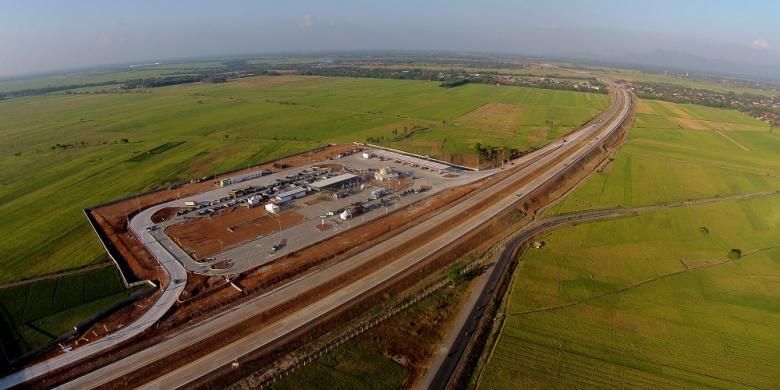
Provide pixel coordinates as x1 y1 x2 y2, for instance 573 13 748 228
274 214 282 235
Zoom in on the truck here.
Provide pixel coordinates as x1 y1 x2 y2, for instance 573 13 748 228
370 187 387 200
271 238 287 252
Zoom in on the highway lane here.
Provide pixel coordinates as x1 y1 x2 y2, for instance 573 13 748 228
58 85 631 389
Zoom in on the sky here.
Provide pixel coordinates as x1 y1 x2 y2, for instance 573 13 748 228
1 0 779 78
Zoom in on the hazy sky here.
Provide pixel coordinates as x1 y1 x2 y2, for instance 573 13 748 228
1 0 779 78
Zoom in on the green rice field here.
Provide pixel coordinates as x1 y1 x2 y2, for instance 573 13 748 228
479 100 780 389
0 267 131 364
548 99 780 215
480 196 780 389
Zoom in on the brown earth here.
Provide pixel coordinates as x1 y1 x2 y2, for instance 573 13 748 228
150 207 183 223
166 207 305 260
372 176 414 190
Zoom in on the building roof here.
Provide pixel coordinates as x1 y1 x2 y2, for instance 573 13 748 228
275 187 307 199
310 173 358 189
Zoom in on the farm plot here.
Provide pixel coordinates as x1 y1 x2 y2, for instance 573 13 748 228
479 195 780 389
0 267 129 364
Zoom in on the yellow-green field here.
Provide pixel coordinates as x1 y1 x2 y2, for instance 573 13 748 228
480 196 780 389
478 100 780 389
548 99 780 215
0 75 605 283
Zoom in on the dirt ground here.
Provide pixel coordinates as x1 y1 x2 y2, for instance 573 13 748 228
371 176 413 190
166 207 305 260
150 207 183 223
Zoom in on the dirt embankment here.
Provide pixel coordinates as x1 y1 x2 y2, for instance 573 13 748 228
150 207 183 224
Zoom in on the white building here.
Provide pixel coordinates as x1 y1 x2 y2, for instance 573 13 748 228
265 203 280 214
374 167 399 182
275 187 307 202
247 195 263 207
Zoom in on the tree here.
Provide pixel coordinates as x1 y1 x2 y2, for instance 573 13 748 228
447 261 466 285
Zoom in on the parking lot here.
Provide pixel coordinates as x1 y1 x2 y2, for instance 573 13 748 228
149 149 494 275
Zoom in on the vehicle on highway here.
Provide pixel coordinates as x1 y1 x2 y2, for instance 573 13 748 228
272 238 287 252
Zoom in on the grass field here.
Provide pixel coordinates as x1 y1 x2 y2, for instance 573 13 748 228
0 267 130 363
479 196 780 389
0 75 605 284
272 341 406 390
479 100 780 389
548 99 780 215
271 278 471 389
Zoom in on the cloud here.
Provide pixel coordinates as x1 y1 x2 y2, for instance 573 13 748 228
297 14 314 30
751 39 769 49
